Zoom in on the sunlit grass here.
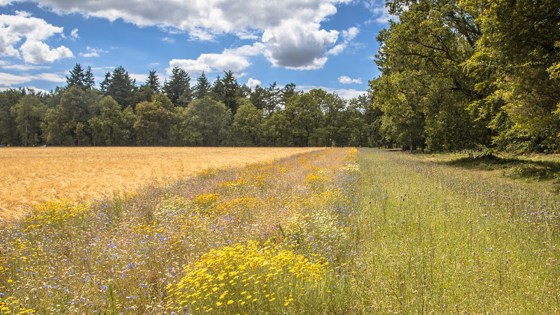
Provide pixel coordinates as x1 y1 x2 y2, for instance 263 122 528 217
350 149 560 313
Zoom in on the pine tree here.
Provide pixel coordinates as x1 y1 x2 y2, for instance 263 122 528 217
221 70 240 114
163 67 191 106
66 64 85 89
106 66 137 108
146 70 160 94
100 72 111 94
84 66 95 89
194 72 212 99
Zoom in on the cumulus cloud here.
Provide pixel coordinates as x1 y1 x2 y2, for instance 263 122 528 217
338 75 362 84
0 11 73 63
20 39 73 63
21 0 354 70
263 20 338 70
328 26 359 56
169 43 264 76
169 54 250 76
246 78 261 89
0 71 65 87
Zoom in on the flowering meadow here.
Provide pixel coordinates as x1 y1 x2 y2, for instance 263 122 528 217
2 147 560 314
0 148 358 314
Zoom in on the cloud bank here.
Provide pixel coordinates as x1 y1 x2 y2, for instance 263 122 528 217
3 0 360 71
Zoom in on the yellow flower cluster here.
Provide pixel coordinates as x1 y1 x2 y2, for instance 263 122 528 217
0 297 35 314
22 200 89 230
166 241 327 313
218 178 246 191
214 197 259 216
193 193 220 210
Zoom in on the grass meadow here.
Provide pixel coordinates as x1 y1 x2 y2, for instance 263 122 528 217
1 148 559 314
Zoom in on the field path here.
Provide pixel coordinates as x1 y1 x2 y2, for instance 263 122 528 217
0 147 320 219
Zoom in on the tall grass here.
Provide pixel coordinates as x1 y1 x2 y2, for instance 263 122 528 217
350 149 560 313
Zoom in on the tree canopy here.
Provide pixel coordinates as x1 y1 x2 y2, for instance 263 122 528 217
371 0 560 153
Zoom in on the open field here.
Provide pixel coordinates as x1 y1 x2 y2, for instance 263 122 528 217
0 147 319 219
1 148 559 313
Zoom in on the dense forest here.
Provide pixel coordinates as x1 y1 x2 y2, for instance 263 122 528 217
0 66 381 147
1 0 558 152
372 0 560 153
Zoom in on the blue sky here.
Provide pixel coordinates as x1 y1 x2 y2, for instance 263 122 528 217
0 0 392 99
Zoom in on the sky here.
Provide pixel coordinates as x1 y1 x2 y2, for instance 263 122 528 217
0 0 392 99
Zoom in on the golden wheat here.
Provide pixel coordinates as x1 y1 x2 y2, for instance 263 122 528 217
0 147 320 219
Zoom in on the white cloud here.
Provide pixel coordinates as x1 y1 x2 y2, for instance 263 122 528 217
22 0 354 70
169 53 250 76
20 39 73 63
161 36 175 44
300 85 366 100
364 0 396 24
0 71 65 87
0 11 74 63
35 72 65 82
168 43 265 76
129 73 148 84
0 61 50 71
263 20 338 70
246 78 261 89
338 75 362 84
79 46 106 58
328 26 359 56
70 28 79 40
0 0 13 5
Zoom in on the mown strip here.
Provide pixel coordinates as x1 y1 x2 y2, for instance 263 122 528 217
350 149 560 313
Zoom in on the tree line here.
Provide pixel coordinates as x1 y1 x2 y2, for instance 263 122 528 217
0 65 382 147
371 0 559 153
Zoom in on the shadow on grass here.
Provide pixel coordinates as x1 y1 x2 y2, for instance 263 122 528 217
443 153 560 190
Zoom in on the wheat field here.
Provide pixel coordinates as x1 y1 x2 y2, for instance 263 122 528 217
0 147 319 219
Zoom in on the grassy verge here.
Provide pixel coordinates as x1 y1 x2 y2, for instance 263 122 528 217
350 149 560 313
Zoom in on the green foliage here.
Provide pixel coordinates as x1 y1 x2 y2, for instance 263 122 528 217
232 99 265 146
182 97 232 146
11 94 46 146
373 0 560 153
0 89 22 145
42 86 101 145
88 96 133 145
103 66 137 108
0 65 380 147
133 94 177 145
163 66 192 106
193 72 211 100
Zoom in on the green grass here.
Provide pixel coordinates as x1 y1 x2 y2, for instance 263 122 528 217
349 149 560 313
